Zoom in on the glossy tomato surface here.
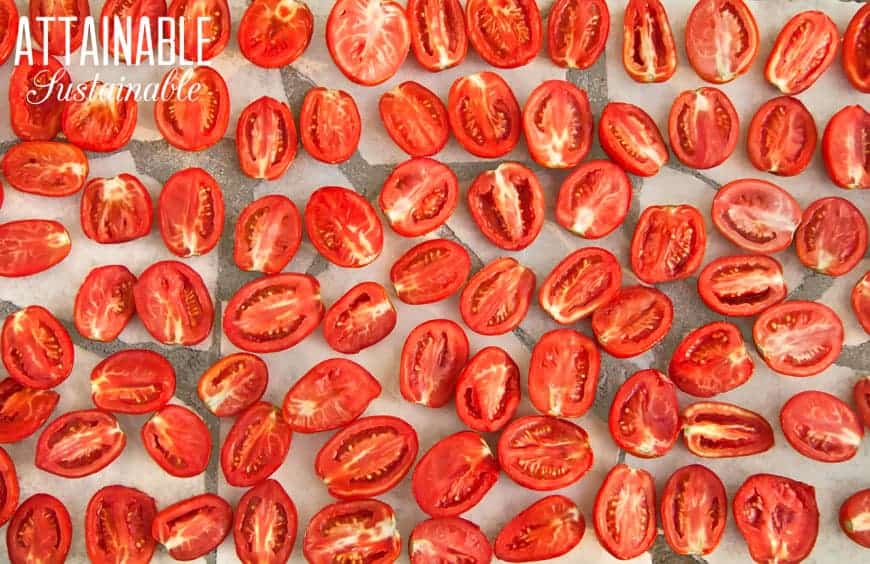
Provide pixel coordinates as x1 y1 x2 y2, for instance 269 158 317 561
460 257 535 336
152 494 232 561
843 3 870 92
198 353 268 417
0 447 17 526
631 204 706 284
141 405 211 477
0 0 17 65
711 179 801 253
35 409 125 478
448 72 521 158
30 0 88 55
598 102 669 176
303 499 401 564
167 0 229 60
465 0 541 68
0 378 59 443
90 349 175 414
467 162 544 250
796 197 868 275
853 272 870 334
73 265 137 342
61 81 137 152
698 255 787 317
780 391 863 463
682 401 774 458
379 158 459 237
233 479 298 564
299 87 361 164
233 194 301 274
855 376 870 429
99 0 165 62
407 0 467 71
1 141 87 197
669 322 754 397
746 96 817 176
379 81 450 157
2 305 73 389
528 329 599 418
158 167 225 258
6 494 71 564
623 0 677 82
548 0 609 69
85 485 157 564
522 80 592 168
134 260 214 346
685 0 758 83
609 369 680 458
594 464 657 560
391 239 470 305
8 54 70 141
221 402 292 487
323 282 397 354
592 285 673 358
410 517 492 564
495 495 584 562
80 174 153 244
154 66 230 151
236 96 297 180
539 247 621 324
455 347 520 433
753 301 843 376
305 186 383 267
555 159 632 238
399 319 469 408
822 105 870 190
669 87 739 169
661 464 727 556
840 489 870 548
238 0 313 67
765 10 839 94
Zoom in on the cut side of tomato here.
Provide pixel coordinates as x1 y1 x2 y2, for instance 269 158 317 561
623 0 677 82
468 162 544 250
73 265 137 342
379 158 459 237
154 66 230 151
669 322 754 397
408 0 467 71
822 105 870 190
448 72 521 158
141 404 211 477
0 0 17 65
6 494 71 564
30 0 88 55
234 479 298 564
305 186 383 268
61 81 137 152
539 247 621 324
238 0 313 68
221 402 292 487
661 464 727 556
323 282 397 354
780 390 864 463
460 257 535 336
698 255 787 317
523 80 592 168
198 353 268 417
765 10 839 94
391 239 470 305
746 96 817 176
167 0 230 60
90 349 175 414
797 197 868 275
0 447 17 526
152 494 232 561
712 178 802 253
455 346 520 433
495 495 584 562
529 329 599 418
400 319 469 408
2 306 73 390
609 369 680 458
631 204 706 284
379 82 450 157
594 464 657 560
299 87 361 164
854 272 870 334
35 409 126 478
80 174 153 244
669 87 739 169
598 102 669 176
854 376 870 429
233 194 301 274
682 401 774 457
840 489 870 548
99 0 165 63
0 378 59 443
548 0 609 69
158 167 225 258
9 54 70 140
555 159 632 239
303 499 401 564
2 141 87 197
85 485 157 564
685 0 759 83
236 96 297 180
410 518 491 564
466 0 542 68
592 285 673 358
843 4 870 93
134 261 214 346
753 301 843 376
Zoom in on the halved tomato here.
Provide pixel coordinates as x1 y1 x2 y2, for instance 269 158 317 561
315 415 418 499
234 479 298 564
158 167 224 257
2 306 73 390
6 494 71 564
61 81 137 152
555 159 632 239
234 194 301 274
282 358 381 433
236 96 297 180
238 0 313 67
221 402 292 487
0 378 59 443
0 447 17 526
661 465 727 556
495 495 584 562
528 329 599 418
73 265 137 342
753 301 843 376
460 257 535 336
733 474 818 563
467 162 544 250
780 390 863 463
455 346 520 433
746 96 817 176
685 0 759 83
99 0 165 62
399 319 469 408
379 82 449 157
681 401 774 457
711 178 802 253
412 431 499 517
167 0 230 60
539 247 621 324
198 353 268 417
598 102 669 176
390 239 471 304
379 158 459 237
154 66 230 151
410 518 491 564
8 54 70 140
591 285 673 358
498 415 592 491
797 197 867 275
134 261 214 346
698 255 787 317
35 409 126 478
448 72 521 158
407 0 467 71
594 464 657 560
631 204 706 284
323 282 397 354
522 80 592 168
0 0 17 64
303 500 401 564
854 376 870 429
152 494 232 561
840 489 870 548
669 322 754 397
609 369 680 458
305 186 383 267
668 87 739 169
853 272 870 334
844 4 870 93
141 404 211 477
548 0 609 69
1 141 87 196
30 0 88 55
466 0 541 68
623 0 677 82
765 10 839 94
326 0 409 85
90 350 175 414
86 485 156 564
80 174 153 244
822 105 870 190
299 88 361 164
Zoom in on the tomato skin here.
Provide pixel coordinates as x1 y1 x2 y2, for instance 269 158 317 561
495 495 584 562
323 282 397 354
8 54 70 141
158 167 225 258
399 319 469 408
822 105 870 190
746 96 817 176
142 404 211 477
466 0 542 68
854 376 870 429
843 4 870 93
154 66 230 151
522 80 593 168
698 255 787 317
2 306 73 390
85 485 157 564
631 204 706 284
152 494 233 561
74 265 137 343
233 194 302 274
609 369 680 458
528 329 599 418
30 0 89 55
379 82 450 157
222 402 292 487
90 350 175 414
1 141 88 197
99 0 165 63
840 489 870 548
233 479 298 564
0 378 59 443
0 447 18 526
598 102 668 177
35 409 126 478
6 493 71 564
134 261 215 346
391 239 471 305
198 353 268 417
167 0 230 61
299 88 361 164
236 96 298 180
467 163 544 250
0 0 17 64
455 347 520 433
238 0 313 68
623 0 677 82
592 285 674 358
765 11 839 94
379 158 459 237
305 186 383 268
669 322 754 398
661 464 727 556
780 391 864 463
854 274 870 334
668 87 739 169
80 174 153 244
409 517 492 564
548 0 609 69
460 257 535 336
61 81 138 152
685 0 759 84
555 160 632 239
448 72 521 158
681 401 774 458
797 197 868 276
711 178 802 253
304 499 401 564
593 464 657 560
407 0 467 71
753 301 843 377
539 247 621 324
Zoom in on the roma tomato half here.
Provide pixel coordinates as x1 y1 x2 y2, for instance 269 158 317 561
134 260 215 346
238 0 313 68
711 178 801 253
698 255 787 317
746 96 817 176
322 282 397 354
448 72 521 158
753 301 843 377
630 204 706 284
495 495 584 562
685 0 758 83
840 489 870 548
594 464 657 559
460 257 535 336
6 494 71 564
90 349 175 414
528 329 600 418
74 265 137 342
379 158 459 237
780 391 864 463
30 0 88 55
591 285 674 358
154 66 230 151
233 194 302 274
221 402 292 487
669 322 754 397
765 10 839 94
85 485 157 564
853 271 870 334
608 369 680 458
235 96 297 180
854 376 870 429
467 162 544 250
661 464 727 556
80 174 153 244
141 404 211 477
623 0 677 82
539 247 621 324
555 159 632 239
152 494 233 561
158 167 225 258
407 0 467 71
198 353 268 417
1 141 87 197
167 0 230 60
0 0 17 65
299 87 361 164
379 81 450 157
8 54 70 141
399 319 469 408
99 0 165 63
61 81 137 152
0 378 59 443
409 518 491 564
391 239 470 305
843 3 870 92
668 87 739 169
233 479 298 564
35 409 126 478
598 102 669 176
0 447 17 526
522 80 593 168
455 347 520 433
822 105 870 190
548 0 609 69
465 0 542 68
305 186 383 268
681 401 774 458
303 499 401 564
2 306 73 389
796 197 868 276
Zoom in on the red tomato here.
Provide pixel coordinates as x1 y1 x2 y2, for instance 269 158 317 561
840 489 870 548
765 11 839 94
461 258 535 336
61 81 137 152
539 247 621 324
35 409 126 478
412 431 499 517
305 186 383 267
598 102 669 176
323 282 397 354
238 0 313 68
631 204 706 284
466 0 541 68
399 319 469 408
467 162 544 250
80 174 153 244
304 499 401 564
282 358 381 433
141 404 211 477
609 369 680 458
594 464 657 559
315 415 418 499
198 353 268 417
592 285 673 358
134 260 214 346
780 390 864 463
843 4 870 93
448 72 521 158
158 167 225 257
669 87 739 169
90 349 175 414
390 239 471 304
733 474 818 563
299 87 361 164
498 415 592 491
236 96 297 180
455 346 520 433
222 402 292 487
685 0 759 83
681 401 774 458
495 495 584 562
407 0 467 71
8 54 70 141
234 479 298 564
85 485 157 564
746 96 817 176
379 158 459 237
661 465 727 556
2 306 73 390
0 447 18 526
99 0 165 62
2 141 87 197
822 105 870 190
555 159 632 238
753 301 843 376
528 329 599 418
698 255 787 317
0 0 16 64
233 194 301 274
6 494 71 564
410 518 492 564
326 0 410 85
30 0 88 55
854 272 870 334
548 0 609 69
154 66 230 151
152 494 232 561
711 178 802 253
0 378 58 443
623 0 677 82
855 376 870 429
669 322 754 397
73 265 137 342
167 0 230 60
379 82 449 157
0 220 71 277
522 80 592 168
797 197 868 275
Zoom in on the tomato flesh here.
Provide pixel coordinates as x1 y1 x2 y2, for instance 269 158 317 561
154 66 230 151
6 494 71 564
235 96 298 180
592 285 673 358
593 464 657 560
796 196 868 275
460 257 536 336
305 186 383 268
85 485 157 564
2 305 73 390
167 0 230 60
468 162 544 250
598 102 669 176
90 349 175 414
840 489 870 548
746 96 817 176
854 274 870 334
448 72 521 158
668 87 739 169
30 0 89 55
379 158 459 237
528 329 599 418
669 322 754 397
303 499 401 564
73 265 137 343
9 54 70 141
410 518 492 564
555 159 632 239
233 479 298 564
854 376 870 429
609 369 680 458
780 391 864 463
661 464 727 556
35 409 126 478
548 0 609 69
455 347 520 433
685 0 759 83
0 378 59 443
198 353 268 417
0 447 18 526
238 0 313 68
0 0 17 65
221 402 292 487
522 80 592 168
465 0 542 68
622 0 677 82
379 81 450 157
822 105 870 190
843 3 870 93
399 319 469 408
698 255 787 317
765 10 839 94
753 301 844 377
1 141 88 197
61 81 137 152
539 247 621 324
631 204 706 284
711 179 802 254
681 401 774 458
142 405 211 477
299 87 361 164
80 174 153 244
408 0 467 71
323 282 397 354
158 167 225 258
391 239 471 305
152 494 232 561
495 495 584 562
233 194 302 274
134 261 215 346
99 0 166 63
